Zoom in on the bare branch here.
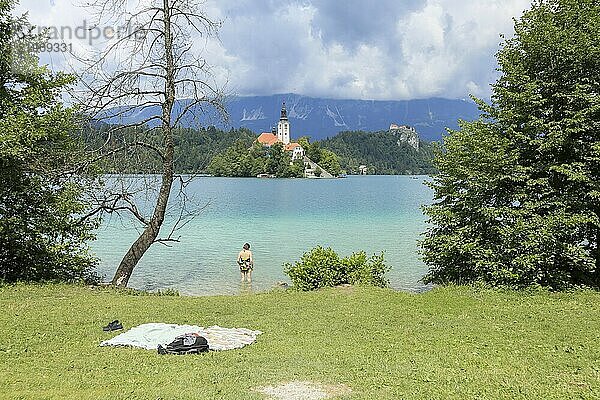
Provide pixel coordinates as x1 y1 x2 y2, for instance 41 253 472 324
74 0 228 287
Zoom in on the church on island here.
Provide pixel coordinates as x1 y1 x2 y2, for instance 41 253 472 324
256 102 305 161
254 102 335 178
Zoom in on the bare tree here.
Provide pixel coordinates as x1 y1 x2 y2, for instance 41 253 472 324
75 0 226 287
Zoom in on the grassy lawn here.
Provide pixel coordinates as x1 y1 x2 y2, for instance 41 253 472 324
0 284 599 399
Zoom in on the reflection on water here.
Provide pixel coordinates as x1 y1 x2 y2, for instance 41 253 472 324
239 282 254 296
91 175 433 295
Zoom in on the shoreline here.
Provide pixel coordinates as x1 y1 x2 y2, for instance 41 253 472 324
90 281 435 297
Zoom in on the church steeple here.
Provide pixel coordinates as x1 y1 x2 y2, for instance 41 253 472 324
277 101 290 144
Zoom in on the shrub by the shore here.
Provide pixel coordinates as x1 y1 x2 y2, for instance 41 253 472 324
283 246 390 291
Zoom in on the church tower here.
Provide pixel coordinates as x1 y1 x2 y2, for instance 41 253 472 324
277 102 290 145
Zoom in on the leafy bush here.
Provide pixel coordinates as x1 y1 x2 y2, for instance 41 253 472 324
283 246 390 291
0 2 99 284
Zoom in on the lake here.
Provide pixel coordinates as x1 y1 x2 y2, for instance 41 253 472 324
92 175 434 295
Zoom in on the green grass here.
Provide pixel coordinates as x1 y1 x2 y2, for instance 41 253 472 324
0 284 599 399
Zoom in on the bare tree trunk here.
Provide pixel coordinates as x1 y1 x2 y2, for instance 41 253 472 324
77 0 226 287
111 134 175 286
112 0 176 287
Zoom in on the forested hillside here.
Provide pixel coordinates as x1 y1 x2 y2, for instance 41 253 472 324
320 130 436 175
83 124 257 174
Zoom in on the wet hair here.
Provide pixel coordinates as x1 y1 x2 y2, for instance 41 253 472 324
243 243 250 250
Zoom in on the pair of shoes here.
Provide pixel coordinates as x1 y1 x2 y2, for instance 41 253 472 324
103 320 124 332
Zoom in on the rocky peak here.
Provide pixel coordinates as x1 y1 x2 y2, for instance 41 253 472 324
389 123 419 151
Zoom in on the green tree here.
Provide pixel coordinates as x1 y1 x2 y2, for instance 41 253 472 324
249 141 267 176
0 0 98 283
421 0 600 289
266 142 298 177
298 137 343 176
319 149 341 177
305 140 322 164
298 136 311 149
207 140 257 177
285 158 305 178
265 143 284 175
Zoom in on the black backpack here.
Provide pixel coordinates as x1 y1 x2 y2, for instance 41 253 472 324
157 333 209 355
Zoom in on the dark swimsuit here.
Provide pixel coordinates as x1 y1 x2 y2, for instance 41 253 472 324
238 256 253 272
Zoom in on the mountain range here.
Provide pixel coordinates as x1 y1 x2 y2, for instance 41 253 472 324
224 94 480 142
104 94 481 142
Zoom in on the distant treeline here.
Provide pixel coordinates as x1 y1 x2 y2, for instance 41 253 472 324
82 124 256 174
82 124 435 175
320 130 436 175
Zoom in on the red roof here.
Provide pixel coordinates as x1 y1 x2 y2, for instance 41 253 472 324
257 133 279 146
285 142 302 151
256 134 304 153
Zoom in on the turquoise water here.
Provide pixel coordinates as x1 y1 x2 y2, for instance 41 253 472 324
92 175 433 295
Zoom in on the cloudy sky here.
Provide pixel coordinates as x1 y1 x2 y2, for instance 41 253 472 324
18 0 530 100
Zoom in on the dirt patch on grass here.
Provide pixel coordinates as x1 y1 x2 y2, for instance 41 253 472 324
255 381 351 400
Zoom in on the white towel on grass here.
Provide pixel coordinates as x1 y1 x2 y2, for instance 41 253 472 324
100 323 262 351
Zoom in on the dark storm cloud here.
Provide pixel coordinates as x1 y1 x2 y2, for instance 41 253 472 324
204 0 531 99
309 0 424 49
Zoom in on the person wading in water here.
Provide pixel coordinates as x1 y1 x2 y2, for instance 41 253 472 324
237 243 254 283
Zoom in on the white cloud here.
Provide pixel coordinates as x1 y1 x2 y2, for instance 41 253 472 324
17 0 531 100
